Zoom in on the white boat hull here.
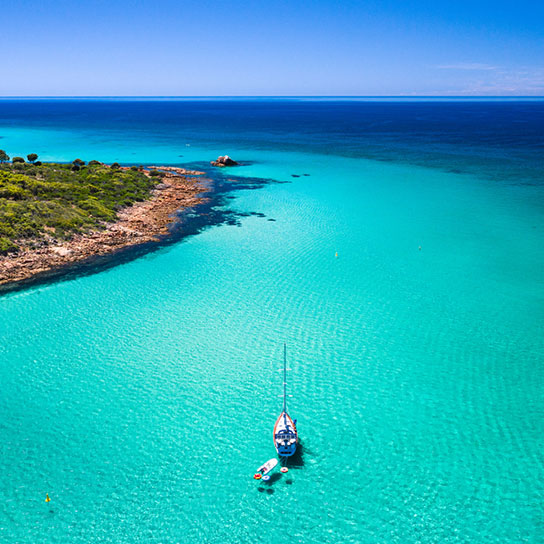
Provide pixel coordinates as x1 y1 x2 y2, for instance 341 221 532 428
256 458 278 475
273 411 298 457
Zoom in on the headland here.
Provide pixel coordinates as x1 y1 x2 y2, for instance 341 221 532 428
0 159 208 291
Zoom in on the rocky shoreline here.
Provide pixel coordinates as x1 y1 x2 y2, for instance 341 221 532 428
0 166 209 291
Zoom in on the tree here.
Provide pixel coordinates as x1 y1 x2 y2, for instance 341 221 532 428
88 160 101 166
110 162 120 169
73 158 85 167
0 150 10 163
27 153 38 163
12 156 25 163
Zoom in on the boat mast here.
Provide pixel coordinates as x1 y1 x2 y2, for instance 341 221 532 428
283 343 287 413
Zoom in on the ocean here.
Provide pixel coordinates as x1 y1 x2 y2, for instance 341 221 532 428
0 98 543 543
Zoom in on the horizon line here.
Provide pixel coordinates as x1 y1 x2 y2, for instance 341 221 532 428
1 95 543 100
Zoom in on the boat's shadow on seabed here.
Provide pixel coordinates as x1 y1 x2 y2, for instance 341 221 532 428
284 440 305 468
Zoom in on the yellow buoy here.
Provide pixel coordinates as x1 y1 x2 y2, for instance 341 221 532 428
335 252 338 258
45 493 51 503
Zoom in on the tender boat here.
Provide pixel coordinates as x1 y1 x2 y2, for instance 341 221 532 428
255 458 278 477
273 344 298 457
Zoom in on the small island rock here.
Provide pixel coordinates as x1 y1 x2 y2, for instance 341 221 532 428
211 155 238 167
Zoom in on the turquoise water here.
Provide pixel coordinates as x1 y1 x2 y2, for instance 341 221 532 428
1 101 543 543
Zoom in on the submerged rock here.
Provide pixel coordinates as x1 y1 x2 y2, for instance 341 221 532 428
211 155 238 167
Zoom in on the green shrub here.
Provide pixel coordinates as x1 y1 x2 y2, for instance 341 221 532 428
12 157 25 163
0 161 155 248
0 184 29 200
79 197 115 220
0 236 18 255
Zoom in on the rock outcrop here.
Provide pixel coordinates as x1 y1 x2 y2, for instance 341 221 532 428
211 155 238 167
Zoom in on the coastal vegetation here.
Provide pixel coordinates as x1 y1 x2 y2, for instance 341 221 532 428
0 155 158 255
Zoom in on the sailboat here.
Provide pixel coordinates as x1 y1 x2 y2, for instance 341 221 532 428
273 344 298 457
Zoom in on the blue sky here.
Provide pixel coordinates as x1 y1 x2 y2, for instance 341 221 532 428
1 0 543 96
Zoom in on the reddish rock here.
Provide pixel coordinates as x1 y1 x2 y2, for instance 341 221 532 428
211 155 238 167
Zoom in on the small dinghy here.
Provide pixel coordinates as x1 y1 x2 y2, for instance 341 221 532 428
274 344 298 458
254 458 278 479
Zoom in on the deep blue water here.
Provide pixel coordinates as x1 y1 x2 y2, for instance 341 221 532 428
0 99 543 543
1 99 543 185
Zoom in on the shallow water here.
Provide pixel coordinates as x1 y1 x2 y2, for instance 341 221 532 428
0 100 543 543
